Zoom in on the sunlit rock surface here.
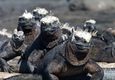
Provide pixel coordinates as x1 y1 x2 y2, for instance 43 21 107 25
84 0 115 11
2 69 115 80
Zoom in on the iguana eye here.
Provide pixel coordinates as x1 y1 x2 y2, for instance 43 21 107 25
75 36 80 41
33 12 37 15
82 39 87 43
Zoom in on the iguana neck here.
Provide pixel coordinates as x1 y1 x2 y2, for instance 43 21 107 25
10 40 24 52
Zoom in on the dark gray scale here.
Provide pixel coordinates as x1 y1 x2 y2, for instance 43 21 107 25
19 16 66 73
0 30 26 72
17 10 40 46
31 30 103 80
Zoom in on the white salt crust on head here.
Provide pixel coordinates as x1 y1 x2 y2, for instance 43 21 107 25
33 7 48 15
85 19 96 24
13 29 24 37
74 29 92 43
61 23 73 33
40 16 60 24
19 10 33 19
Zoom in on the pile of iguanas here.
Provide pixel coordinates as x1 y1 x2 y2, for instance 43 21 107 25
0 7 115 80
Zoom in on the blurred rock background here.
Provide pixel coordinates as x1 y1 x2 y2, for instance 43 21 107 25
0 0 114 32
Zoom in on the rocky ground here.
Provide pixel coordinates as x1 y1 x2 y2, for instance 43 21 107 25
0 68 115 80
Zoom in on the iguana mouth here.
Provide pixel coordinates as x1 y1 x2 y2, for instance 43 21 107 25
75 42 90 50
24 26 33 29
42 26 59 34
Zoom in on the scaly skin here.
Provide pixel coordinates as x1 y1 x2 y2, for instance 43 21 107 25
32 40 103 80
